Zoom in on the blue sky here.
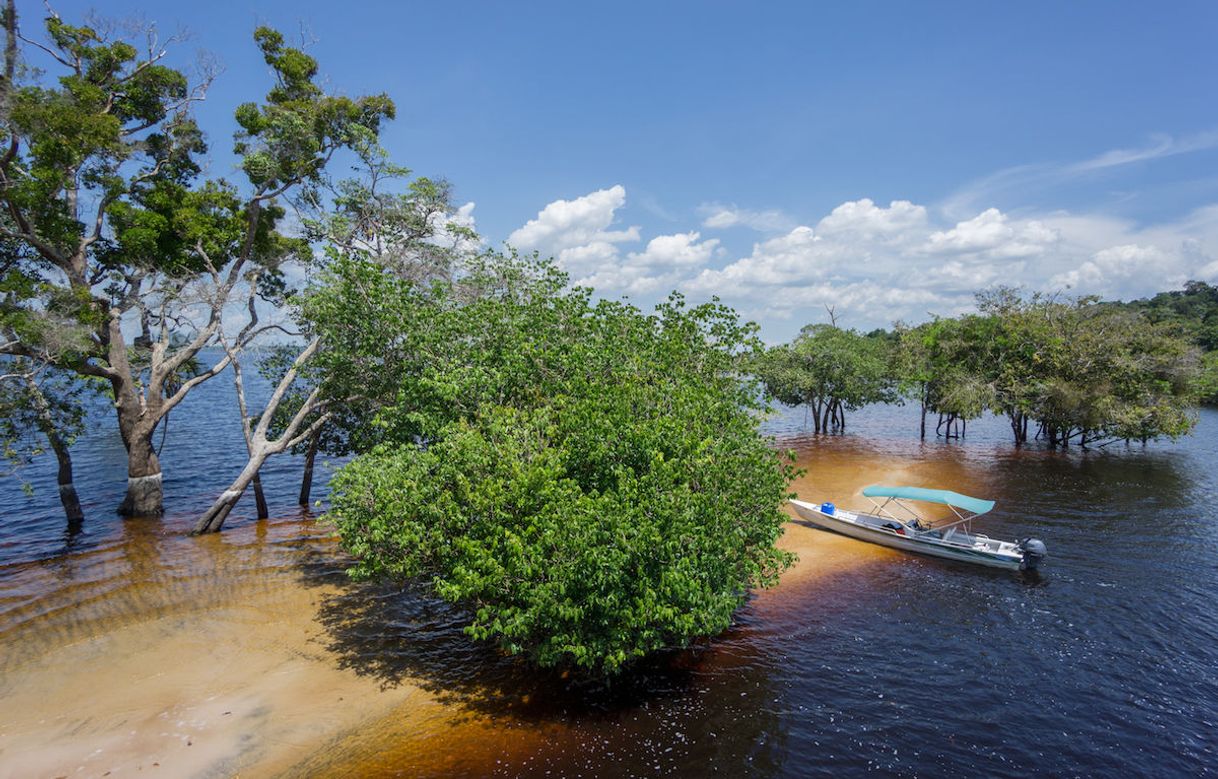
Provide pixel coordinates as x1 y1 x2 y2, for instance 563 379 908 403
40 0 1218 339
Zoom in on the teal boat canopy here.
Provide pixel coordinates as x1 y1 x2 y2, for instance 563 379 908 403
862 485 995 517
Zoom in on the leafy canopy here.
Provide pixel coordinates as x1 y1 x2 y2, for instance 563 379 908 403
322 254 795 674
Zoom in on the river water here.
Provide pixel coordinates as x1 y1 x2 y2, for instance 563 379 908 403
1 390 1216 777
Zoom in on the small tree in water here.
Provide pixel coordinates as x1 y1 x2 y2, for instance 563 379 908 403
755 324 894 433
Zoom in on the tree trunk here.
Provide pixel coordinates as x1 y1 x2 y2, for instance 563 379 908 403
26 375 84 523
299 431 319 506
919 390 927 441
193 454 265 535
117 429 163 516
194 338 326 535
252 471 269 519
106 312 165 517
50 434 83 523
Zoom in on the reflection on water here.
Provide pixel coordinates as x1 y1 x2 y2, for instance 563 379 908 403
2 404 1217 777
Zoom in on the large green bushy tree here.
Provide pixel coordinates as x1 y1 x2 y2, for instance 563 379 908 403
322 254 795 674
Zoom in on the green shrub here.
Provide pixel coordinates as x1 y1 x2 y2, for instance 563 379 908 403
325 259 795 674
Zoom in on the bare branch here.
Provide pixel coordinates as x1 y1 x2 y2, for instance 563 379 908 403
254 336 321 440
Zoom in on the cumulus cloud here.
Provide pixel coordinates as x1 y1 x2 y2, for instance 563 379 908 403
579 231 721 296
924 208 1058 259
509 187 1218 335
430 201 481 254
1050 244 1170 292
815 198 928 241
507 185 640 274
628 231 720 268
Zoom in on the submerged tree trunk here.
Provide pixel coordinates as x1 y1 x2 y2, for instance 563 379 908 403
118 430 163 516
299 431 320 506
194 455 266 535
919 386 927 441
252 472 269 519
193 338 326 535
108 314 166 517
25 375 83 523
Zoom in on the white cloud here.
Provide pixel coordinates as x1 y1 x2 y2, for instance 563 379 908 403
627 231 720 269
578 231 721 296
429 201 481 254
507 185 1218 337
699 203 794 232
688 226 830 290
1068 129 1218 173
944 128 1218 218
507 185 640 267
1050 244 1170 292
815 198 928 241
924 208 1058 259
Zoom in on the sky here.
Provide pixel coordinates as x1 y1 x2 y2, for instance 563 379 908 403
39 0 1218 340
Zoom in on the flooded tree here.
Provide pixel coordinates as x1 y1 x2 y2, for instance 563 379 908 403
325 256 795 675
892 289 1201 448
0 361 86 522
191 143 476 533
0 4 393 516
756 324 895 433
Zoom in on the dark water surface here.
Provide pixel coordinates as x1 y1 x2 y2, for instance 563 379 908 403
2 396 1217 777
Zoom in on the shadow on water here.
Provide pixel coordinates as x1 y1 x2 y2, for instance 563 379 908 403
297 548 710 720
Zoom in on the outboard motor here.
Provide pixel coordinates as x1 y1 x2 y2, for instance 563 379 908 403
1017 538 1047 570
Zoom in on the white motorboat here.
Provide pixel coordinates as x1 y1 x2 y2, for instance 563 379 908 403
788 485 1047 571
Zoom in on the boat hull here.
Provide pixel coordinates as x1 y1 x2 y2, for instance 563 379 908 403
788 499 1025 570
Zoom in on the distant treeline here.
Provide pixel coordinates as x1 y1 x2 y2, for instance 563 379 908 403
756 282 1218 448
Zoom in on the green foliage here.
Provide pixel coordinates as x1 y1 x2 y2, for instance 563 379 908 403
1197 351 1218 405
755 324 895 433
1103 281 1218 404
1112 280 1218 352
323 254 795 675
0 362 90 485
892 289 1201 446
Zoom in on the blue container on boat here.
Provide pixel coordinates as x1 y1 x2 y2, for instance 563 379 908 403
821 502 835 515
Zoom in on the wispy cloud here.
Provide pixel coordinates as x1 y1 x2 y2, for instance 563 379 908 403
1067 129 1218 173
943 128 1218 219
697 203 795 232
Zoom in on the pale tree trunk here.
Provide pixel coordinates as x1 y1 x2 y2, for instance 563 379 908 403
299 431 320 507
193 455 266 535
193 338 326 535
105 311 167 517
225 338 270 521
